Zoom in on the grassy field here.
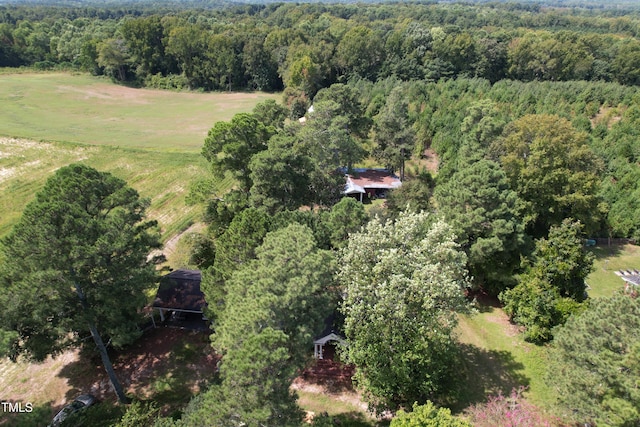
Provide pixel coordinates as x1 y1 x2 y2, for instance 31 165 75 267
455 243 640 421
0 72 279 152
0 137 215 243
456 305 553 411
0 72 277 254
586 244 640 298
0 72 280 424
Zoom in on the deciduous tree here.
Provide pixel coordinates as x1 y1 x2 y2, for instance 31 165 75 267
490 114 603 237
202 113 273 192
339 211 469 412
391 401 471 427
500 219 593 342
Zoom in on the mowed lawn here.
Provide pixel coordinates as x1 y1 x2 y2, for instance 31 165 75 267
0 72 280 152
456 243 640 419
586 244 640 298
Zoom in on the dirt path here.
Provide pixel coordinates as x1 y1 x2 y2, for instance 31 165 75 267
162 222 205 259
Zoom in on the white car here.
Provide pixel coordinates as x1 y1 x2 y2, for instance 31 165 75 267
49 394 96 427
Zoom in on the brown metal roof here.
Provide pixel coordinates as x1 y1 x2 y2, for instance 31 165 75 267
153 269 205 312
346 169 402 190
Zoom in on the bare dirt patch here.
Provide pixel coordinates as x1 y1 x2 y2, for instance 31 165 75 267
484 313 522 338
162 223 205 258
422 148 439 174
590 106 624 129
1 327 218 418
74 328 219 404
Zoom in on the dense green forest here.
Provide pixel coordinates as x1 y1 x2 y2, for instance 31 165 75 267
2 1 640 89
3 1 640 426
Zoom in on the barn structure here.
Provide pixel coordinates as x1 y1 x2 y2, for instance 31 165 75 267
343 168 402 202
152 269 207 325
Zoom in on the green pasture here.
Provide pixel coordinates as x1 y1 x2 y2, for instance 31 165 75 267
0 72 277 247
0 72 280 152
0 137 216 242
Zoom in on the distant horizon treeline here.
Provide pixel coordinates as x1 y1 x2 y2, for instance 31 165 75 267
1 1 640 93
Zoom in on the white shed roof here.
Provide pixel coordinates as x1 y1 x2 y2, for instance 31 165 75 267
314 332 346 346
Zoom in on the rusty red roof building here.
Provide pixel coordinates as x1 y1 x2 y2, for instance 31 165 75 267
344 168 402 202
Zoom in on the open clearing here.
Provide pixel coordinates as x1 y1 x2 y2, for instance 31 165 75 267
0 136 214 245
586 243 640 298
0 72 274 255
0 328 220 426
455 243 640 421
0 72 280 152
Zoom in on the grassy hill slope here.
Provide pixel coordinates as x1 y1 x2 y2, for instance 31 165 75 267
0 72 278 249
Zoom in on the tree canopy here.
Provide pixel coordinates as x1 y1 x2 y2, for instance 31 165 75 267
435 158 525 294
501 219 593 342
186 223 336 426
0 164 160 402
339 211 470 412
490 114 603 237
548 295 640 426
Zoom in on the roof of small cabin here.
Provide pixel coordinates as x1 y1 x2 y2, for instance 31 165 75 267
615 269 640 286
344 168 402 194
153 269 205 312
314 313 346 345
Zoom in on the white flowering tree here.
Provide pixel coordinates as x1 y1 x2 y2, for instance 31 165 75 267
339 211 470 412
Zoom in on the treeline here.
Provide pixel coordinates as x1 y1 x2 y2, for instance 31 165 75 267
186 73 640 341
2 2 640 90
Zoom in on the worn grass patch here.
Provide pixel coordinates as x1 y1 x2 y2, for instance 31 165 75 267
0 328 218 426
0 73 276 264
296 390 388 427
0 72 280 152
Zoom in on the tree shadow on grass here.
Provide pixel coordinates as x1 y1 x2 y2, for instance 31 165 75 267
56 348 105 403
58 328 220 413
331 411 390 427
449 343 529 413
466 289 503 313
587 244 623 262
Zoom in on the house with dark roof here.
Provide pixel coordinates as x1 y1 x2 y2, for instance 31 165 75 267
343 168 402 202
153 269 206 323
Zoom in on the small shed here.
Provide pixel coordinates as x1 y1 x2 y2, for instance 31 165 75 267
313 314 346 360
153 269 206 322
